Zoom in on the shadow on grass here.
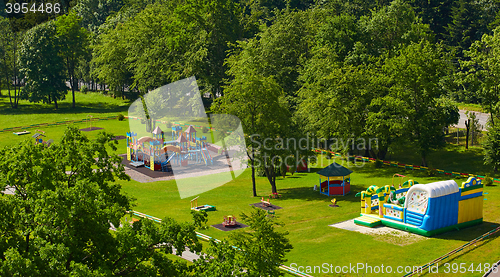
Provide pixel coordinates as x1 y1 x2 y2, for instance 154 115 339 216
433 221 500 242
353 164 455 182
0 101 131 116
276 184 365 203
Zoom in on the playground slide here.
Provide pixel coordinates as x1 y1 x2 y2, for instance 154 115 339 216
203 148 213 165
161 152 176 171
204 148 213 162
200 148 209 166
165 152 176 164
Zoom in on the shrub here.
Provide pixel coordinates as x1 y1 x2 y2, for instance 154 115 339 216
257 168 266 177
374 159 383 168
202 126 209 133
426 168 437 177
117 114 125 121
80 85 89 94
165 121 172 128
483 176 494 186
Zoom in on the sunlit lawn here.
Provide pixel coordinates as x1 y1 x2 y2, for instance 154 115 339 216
1 92 499 276
119 154 500 277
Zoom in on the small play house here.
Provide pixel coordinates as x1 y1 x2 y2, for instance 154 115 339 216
317 163 352 196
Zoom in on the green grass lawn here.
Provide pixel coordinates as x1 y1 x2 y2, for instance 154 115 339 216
0 91 131 129
119 155 500 277
1 93 499 276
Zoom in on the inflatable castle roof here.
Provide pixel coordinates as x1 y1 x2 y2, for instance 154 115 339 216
407 180 459 199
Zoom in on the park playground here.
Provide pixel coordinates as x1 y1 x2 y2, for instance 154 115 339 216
1 92 500 277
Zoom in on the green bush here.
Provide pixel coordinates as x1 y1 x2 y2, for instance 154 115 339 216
483 176 494 186
202 126 209 133
426 168 437 177
165 121 172 128
80 85 89 94
257 168 266 177
374 159 383 168
117 114 125 121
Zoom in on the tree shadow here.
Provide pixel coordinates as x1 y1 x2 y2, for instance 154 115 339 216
0 101 131 116
277 184 365 203
432 221 500 242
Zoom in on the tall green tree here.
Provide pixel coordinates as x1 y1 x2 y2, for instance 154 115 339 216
19 21 67 109
0 17 22 108
446 0 483 58
55 12 90 108
92 22 133 98
408 0 454 40
232 208 292 277
484 123 500 172
383 40 455 166
361 0 431 57
213 38 291 195
297 60 373 155
461 27 500 127
0 127 201 276
253 10 310 100
195 208 292 277
73 0 125 32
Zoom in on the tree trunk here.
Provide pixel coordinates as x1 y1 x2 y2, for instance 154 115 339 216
264 165 277 194
54 98 58 109
421 155 427 167
72 86 76 108
250 146 257 197
465 119 470 150
68 58 76 108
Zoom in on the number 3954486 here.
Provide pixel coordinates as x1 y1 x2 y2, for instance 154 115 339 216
5 3 61 14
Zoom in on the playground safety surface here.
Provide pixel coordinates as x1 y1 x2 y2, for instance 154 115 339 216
211 222 249 231
120 155 173 178
79 127 104 132
250 202 283 211
119 152 242 183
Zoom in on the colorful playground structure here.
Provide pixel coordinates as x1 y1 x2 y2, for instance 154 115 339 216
354 174 484 236
222 215 237 228
126 125 214 171
316 162 352 196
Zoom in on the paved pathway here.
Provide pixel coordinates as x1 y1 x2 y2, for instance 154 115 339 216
455 110 490 130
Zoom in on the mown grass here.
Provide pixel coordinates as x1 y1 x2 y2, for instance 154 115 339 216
1 93 499 276
454 101 485 113
119 155 500 277
0 90 131 129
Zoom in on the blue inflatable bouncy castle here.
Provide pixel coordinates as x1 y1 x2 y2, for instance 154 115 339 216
354 177 483 236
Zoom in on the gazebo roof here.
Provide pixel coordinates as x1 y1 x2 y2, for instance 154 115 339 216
316 162 353 177
185 125 196 133
152 126 163 135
